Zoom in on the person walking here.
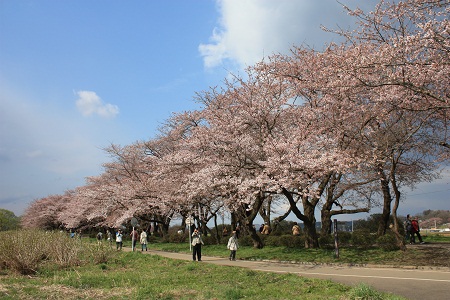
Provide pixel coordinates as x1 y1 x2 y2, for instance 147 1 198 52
116 229 123 250
411 216 425 244
140 229 148 251
106 230 113 246
292 222 301 236
191 228 204 261
227 231 239 261
405 214 414 244
96 230 103 244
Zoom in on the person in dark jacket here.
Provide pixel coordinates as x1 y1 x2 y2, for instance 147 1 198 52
405 214 416 244
191 228 204 261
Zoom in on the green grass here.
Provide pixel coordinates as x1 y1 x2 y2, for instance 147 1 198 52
6 229 446 299
145 242 406 265
0 251 405 300
144 232 450 268
421 233 450 243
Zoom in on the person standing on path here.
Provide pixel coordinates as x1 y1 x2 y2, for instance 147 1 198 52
106 230 113 246
116 229 123 250
227 231 239 261
411 217 425 244
191 228 204 261
96 230 103 244
405 214 413 244
140 229 148 251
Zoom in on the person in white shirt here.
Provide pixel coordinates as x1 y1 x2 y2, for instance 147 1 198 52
191 228 204 261
116 229 123 250
227 231 239 261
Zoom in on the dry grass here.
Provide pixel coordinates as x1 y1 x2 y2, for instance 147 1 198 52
0 230 114 275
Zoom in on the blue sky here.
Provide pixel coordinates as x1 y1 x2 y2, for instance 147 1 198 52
1 0 448 218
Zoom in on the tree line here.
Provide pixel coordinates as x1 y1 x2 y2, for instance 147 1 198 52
21 0 449 250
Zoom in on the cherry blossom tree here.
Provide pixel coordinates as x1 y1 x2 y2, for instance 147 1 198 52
97 142 178 233
181 69 295 248
258 0 448 247
22 192 73 230
318 0 449 241
23 0 448 252
326 0 449 149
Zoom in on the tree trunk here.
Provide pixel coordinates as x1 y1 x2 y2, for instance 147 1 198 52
230 193 264 248
377 166 392 237
243 191 265 248
246 221 263 248
272 207 292 233
259 196 272 228
321 209 333 236
281 187 319 248
390 162 407 251
320 172 339 237
230 211 238 231
303 200 319 248
319 172 372 237
213 214 221 244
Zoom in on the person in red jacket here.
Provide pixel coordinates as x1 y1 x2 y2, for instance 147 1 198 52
411 217 425 244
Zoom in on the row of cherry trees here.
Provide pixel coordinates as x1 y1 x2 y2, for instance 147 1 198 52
22 0 449 249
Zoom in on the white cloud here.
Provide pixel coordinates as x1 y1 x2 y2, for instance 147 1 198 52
75 90 119 118
0 82 124 215
199 0 378 69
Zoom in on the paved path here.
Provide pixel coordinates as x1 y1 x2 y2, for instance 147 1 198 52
137 249 450 300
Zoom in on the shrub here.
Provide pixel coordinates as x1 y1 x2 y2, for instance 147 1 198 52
277 235 305 248
319 231 353 248
351 229 374 249
260 235 277 246
0 229 112 275
45 231 82 267
271 220 297 235
147 234 159 244
0 229 48 274
260 234 304 248
82 242 115 265
338 231 352 246
238 235 255 247
318 234 334 249
203 234 221 245
376 233 400 251
162 232 188 243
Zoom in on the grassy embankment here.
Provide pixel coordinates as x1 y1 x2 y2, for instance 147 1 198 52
0 229 411 300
